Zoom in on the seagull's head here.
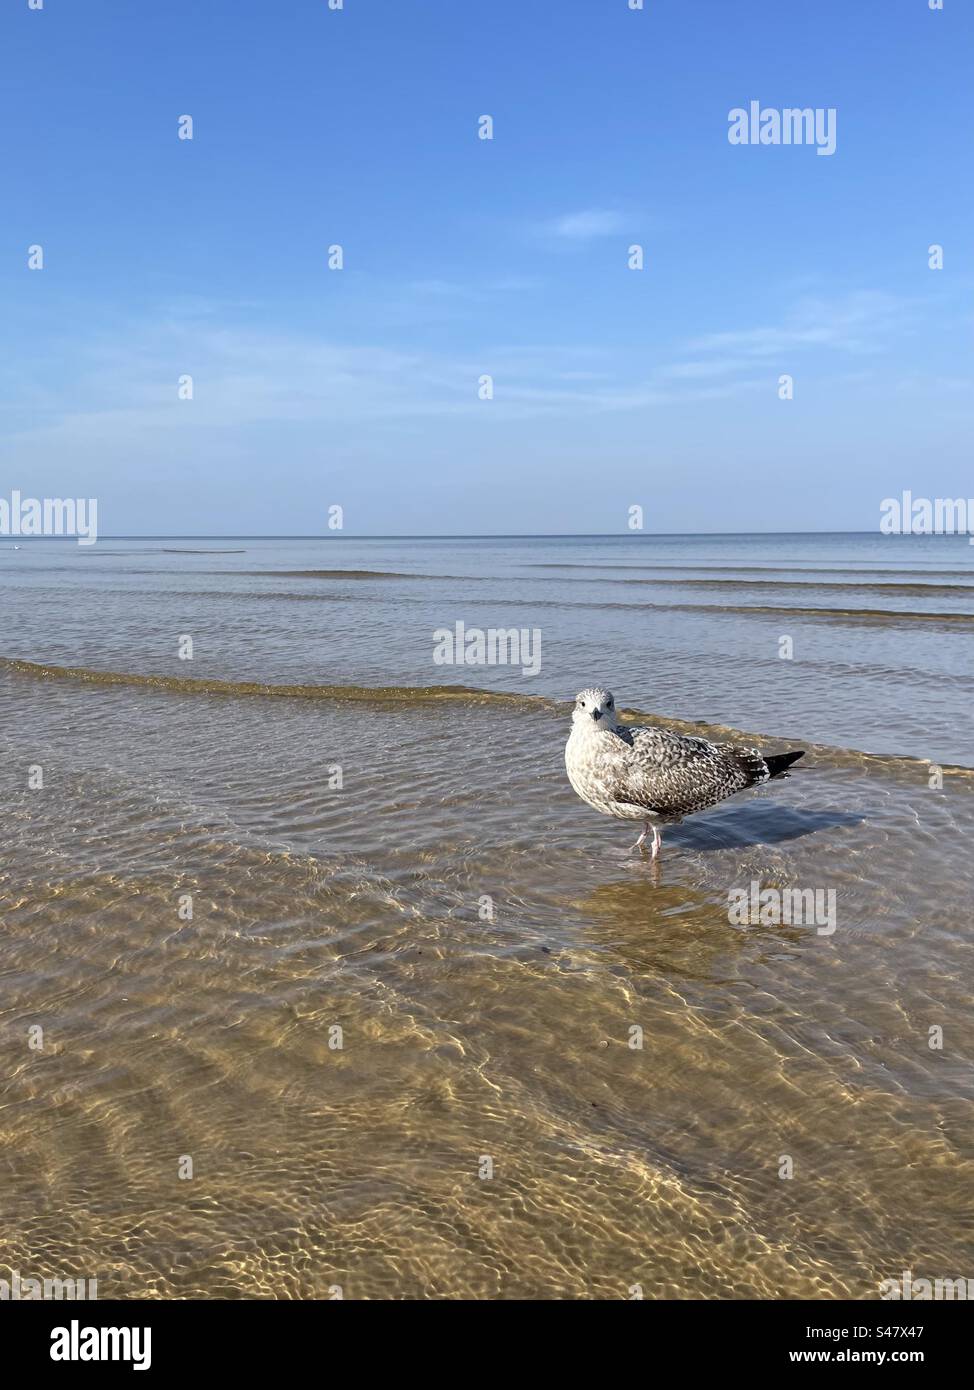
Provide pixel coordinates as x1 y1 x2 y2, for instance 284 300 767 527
572 687 618 729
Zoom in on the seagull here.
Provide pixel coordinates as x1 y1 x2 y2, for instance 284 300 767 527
565 687 804 856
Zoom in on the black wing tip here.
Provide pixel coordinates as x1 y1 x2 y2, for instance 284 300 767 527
765 750 805 779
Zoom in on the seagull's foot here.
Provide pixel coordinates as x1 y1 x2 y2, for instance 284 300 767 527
631 821 662 855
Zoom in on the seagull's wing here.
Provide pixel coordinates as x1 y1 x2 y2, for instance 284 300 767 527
602 724 770 819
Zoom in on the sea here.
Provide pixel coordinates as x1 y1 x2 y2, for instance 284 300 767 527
1 531 971 1298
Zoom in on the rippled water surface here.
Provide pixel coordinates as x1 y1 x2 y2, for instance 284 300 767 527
1 534 971 1298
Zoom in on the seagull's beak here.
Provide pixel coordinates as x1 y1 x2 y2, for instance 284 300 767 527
591 709 602 722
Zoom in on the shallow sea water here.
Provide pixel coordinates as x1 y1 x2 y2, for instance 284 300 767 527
1 533 971 1298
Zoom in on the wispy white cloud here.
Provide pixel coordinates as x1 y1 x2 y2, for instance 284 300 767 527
539 209 627 241
405 275 541 300
1 310 770 478
0 286 936 481
686 291 907 360
657 359 745 382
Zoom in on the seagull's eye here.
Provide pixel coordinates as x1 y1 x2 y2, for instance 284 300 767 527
607 699 613 708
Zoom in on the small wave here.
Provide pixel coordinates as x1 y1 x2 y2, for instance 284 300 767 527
233 569 463 580
0 657 554 711
675 602 974 625
529 563 974 579
72 547 248 555
455 596 974 626
4 656 973 777
563 577 974 596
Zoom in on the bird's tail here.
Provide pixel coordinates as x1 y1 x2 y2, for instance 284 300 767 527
764 750 805 779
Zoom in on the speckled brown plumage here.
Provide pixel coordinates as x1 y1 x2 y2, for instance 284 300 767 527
565 686 803 852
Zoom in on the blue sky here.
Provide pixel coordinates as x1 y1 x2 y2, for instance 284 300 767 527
2 0 971 535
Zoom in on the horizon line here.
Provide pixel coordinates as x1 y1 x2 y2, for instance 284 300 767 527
0 529 936 542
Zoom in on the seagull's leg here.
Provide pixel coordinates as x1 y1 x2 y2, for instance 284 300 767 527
631 821 650 851
649 823 662 859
